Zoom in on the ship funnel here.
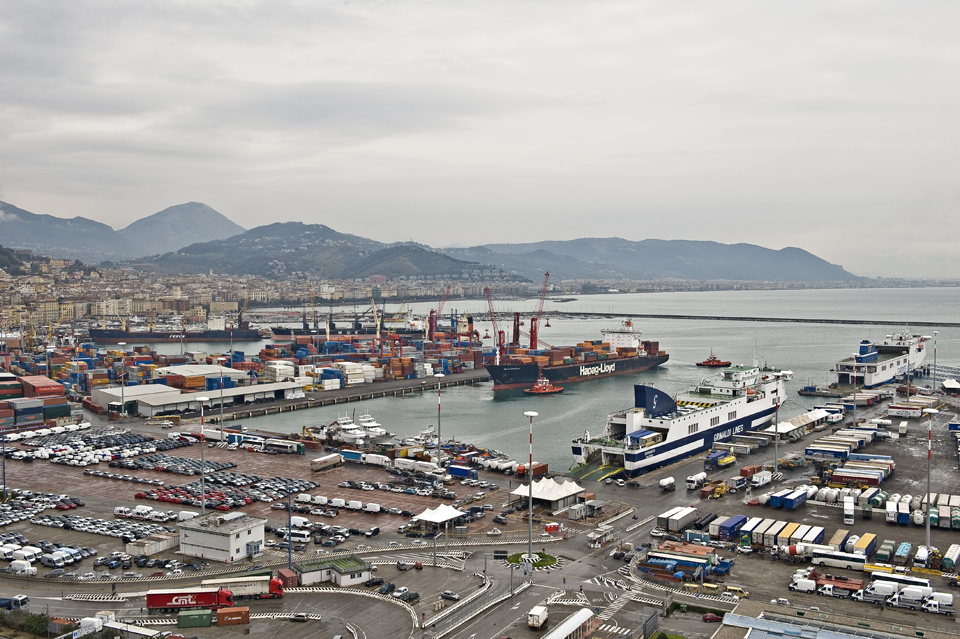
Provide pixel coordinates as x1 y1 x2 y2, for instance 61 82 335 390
634 385 677 418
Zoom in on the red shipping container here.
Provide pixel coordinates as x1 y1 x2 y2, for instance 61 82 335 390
0 409 12 418
740 465 761 478
277 568 299 588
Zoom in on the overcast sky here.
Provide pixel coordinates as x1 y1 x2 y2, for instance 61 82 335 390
1 1 958 278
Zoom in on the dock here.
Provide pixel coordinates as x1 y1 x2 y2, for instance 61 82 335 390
208 368 491 423
555 311 960 328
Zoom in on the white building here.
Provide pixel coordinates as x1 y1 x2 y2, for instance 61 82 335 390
296 555 372 587
179 512 266 563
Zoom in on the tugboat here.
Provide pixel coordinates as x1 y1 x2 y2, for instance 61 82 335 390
523 369 564 395
696 349 731 368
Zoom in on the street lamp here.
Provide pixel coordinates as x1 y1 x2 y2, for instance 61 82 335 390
934 331 939 392
197 396 209 516
923 408 940 550
117 342 126 417
523 411 538 567
434 373 444 464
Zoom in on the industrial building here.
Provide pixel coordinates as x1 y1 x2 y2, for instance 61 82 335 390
178 511 266 563
90 380 305 416
296 555 372 587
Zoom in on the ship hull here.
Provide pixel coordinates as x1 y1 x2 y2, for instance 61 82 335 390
88 329 262 344
268 326 424 340
571 403 777 478
486 354 669 390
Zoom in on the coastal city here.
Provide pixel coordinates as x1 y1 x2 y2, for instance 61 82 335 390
3 2 959 639
0 245 959 639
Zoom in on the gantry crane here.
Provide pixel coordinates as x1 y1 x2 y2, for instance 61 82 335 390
428 285 452 341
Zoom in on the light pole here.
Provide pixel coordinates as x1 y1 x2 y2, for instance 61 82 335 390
934 331 939 392
216 357 226 440
197 396 209 516
117 342 126 417
434 373 444 464
850 354 860 428
923 408 939 550
523 410 538 567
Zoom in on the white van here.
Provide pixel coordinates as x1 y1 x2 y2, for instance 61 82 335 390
311 495 328 506
286 530 311 543
329 498 346 509
178 510 199 522
346 500 363 511
296 493 313 504
9 560 36 576
290 516 310 529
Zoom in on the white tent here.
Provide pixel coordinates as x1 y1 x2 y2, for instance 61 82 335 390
417 503 465 525
510 477 585 509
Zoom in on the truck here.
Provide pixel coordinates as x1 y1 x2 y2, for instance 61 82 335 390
0 596 29 611
784 490 808 510
817 584 852 598
886 586 934 610
686 472 707 490
852 580 899 604
363 453 392 468
769 489 792 508
844 499 855 525
667 507 698 533
309 453 343 472
750 471 772 488
922 593 955 615
659 477 676 491
528 605 548 629
146 587 235 613
341 450 364 463
704 451 735 471
725 476 746 493
683 530 711 544
448 465 479 480
893 542 912 565
199 576 284 599
718 515 747 542
517 462 548 478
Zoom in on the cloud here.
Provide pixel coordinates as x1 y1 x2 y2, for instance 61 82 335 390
0 1 958 277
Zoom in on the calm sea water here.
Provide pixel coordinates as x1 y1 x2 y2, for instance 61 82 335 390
147 288 960 472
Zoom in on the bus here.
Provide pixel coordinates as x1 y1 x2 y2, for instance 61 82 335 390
811 549 867 571
869 571 930 589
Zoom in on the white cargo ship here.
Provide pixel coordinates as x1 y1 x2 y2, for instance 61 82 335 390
830 332 927 389
570 362 789 477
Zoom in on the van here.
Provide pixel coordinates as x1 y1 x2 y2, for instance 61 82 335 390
286 530 311 543
53 551 75 566
290 516 310 529
311 495 328 506
9 560 36 576
178 510 199 522
296 493 313 504
0 546 14 561
365 527 380 538
725 586 750 598
63 548 83 564
329 498 346 509
788 579 817 593
114 506 131 517
346 500 363 511
363 503 381 514
39 554 64 569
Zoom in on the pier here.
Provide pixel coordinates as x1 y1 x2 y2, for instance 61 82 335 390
554 311 960 328
208 368 491 423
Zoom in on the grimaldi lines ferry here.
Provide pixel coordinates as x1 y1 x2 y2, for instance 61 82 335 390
830 332 927 389
570 362 791 477
484 320 668 390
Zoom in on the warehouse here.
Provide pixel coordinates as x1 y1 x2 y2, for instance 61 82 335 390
179 511 266 563
90 381 305 416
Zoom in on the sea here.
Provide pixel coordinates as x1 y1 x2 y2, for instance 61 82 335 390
143 287 960 474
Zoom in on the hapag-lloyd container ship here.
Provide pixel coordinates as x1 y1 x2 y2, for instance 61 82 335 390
570 362 791 477
484 320 669 390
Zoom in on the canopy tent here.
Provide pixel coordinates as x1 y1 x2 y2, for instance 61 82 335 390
417 503 465 525
510 477 585 509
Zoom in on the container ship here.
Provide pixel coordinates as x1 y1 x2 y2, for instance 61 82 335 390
484 320 668 390
569 360 790 478
88 317 261 344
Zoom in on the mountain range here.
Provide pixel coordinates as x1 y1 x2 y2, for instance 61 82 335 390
0 200 858 282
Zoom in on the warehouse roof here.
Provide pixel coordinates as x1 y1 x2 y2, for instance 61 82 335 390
154 364 245 379
179 511 266 535
134 381 304 407
297 555 369 575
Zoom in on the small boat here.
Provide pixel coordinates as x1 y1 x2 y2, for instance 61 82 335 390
696 349 731 368
523 370 563 395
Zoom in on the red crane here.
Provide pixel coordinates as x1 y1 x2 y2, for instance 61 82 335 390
485 287 507 362
529 272 549 349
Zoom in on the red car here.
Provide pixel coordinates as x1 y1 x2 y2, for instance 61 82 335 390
702 613 723 623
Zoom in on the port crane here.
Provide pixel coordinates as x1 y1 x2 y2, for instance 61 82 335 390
428 285 451 341
528 272 549 350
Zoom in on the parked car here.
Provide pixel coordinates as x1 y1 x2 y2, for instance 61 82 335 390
702 613 723 623
440 590 459 601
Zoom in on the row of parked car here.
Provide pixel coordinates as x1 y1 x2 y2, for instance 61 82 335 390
30 512 175 542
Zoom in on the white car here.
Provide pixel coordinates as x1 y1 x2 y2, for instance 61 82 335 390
487 528 502 536
720 592 740 602
771 598 790 606
411 540 427 546
392 587 409 598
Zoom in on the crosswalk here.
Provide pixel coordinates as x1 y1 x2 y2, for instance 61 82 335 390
584 576 631 590
596 624 633 636
598 592 633 620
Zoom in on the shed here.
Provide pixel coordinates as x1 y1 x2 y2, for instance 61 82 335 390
296 555 371 587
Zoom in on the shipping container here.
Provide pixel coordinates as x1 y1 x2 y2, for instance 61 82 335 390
769 489 793 508
791 525 812 546
752 519 776 546
178 610 212 629
277 569 299 588
802 526 825 545
668 507 699 533
854 533 877 557
708 516 731 539
764 521 789 547
718 515 748 541
777 523 801 547
216 607 250 626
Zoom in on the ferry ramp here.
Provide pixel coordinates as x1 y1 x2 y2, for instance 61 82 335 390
568 463 626 483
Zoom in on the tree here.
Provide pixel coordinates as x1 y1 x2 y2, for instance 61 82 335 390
6 609 27 631
23 612 48 637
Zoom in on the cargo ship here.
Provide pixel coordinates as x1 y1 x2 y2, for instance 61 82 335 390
88 327 262 343
569 360 790 478
485 320 668 390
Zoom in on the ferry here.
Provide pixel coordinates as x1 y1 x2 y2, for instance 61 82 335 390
570 361 790 477
830 332 926 389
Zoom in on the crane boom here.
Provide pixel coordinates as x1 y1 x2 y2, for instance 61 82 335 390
529 272 550 349
484 287 506 365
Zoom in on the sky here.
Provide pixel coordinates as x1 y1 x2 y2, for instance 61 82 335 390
1 1 959 279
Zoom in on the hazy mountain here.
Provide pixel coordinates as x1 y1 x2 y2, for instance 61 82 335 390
0 200 134 262
0 245 27 275
118 202 245 255
135 222 479 279
438 237 858 281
